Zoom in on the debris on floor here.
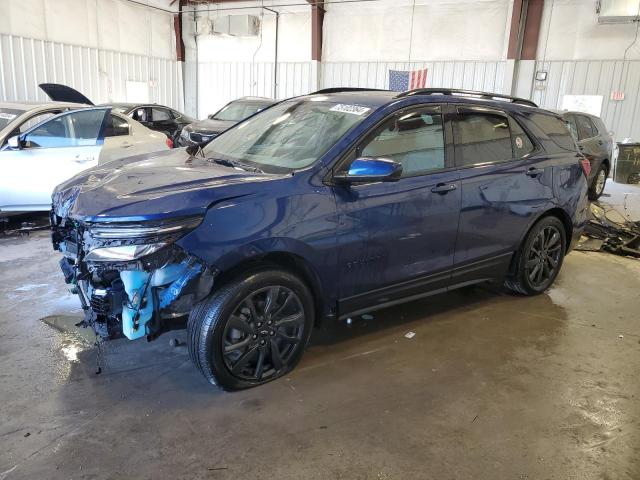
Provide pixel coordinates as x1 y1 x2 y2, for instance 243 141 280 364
575 202 640 258
404 331 416 339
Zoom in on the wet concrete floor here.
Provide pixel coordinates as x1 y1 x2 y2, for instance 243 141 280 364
1 191 640 479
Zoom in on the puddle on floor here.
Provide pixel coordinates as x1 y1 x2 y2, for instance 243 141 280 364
40 314 96 345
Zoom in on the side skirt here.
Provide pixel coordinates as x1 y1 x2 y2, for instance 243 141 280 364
336 252 513 320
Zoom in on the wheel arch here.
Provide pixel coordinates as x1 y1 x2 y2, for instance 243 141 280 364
524 207 573 254
214 251 328 327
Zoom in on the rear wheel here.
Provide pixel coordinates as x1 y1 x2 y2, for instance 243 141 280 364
588 164 608 200
187 269 314 391
505 216 566 295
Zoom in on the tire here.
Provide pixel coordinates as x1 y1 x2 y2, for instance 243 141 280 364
187 269 314 391
588 164 608 201
505 216 567 296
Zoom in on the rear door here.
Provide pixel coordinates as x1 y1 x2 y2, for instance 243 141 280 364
451 105 554 284
0 108 109 211
334 104 461 314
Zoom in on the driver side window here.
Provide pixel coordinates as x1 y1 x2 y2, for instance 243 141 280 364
359 109 445 177
23 109 106 149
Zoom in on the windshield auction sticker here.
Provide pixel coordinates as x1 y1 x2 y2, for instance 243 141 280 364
0 113 17 120
330 104 371 116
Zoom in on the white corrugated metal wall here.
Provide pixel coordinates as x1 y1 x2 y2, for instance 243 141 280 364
196 61 314 117
0 33 184 111
196 60 506 116
533 60 640 141
321 61 507 93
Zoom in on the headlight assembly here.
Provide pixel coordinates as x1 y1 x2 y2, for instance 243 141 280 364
85 243 167 262
88 216 202 240
83 216 203 262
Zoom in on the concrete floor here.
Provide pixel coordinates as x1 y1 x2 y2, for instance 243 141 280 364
1 183 640 479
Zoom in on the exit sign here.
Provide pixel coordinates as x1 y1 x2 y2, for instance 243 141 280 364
611 91 625 101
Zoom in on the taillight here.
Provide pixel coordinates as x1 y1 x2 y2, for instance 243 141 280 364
580 157 591 177
166 137 173 149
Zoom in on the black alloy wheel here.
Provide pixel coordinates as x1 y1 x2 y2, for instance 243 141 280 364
222 286 305 382
505 215 566 295
524 225 563 290
188 269 314 390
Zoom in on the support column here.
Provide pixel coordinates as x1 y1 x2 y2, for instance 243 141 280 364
506 0 545 99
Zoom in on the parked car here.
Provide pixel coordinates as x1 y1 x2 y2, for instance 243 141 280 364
559 111 613 200
178 97 275 147
0 101 81 147
51 88 589 391
106 103 194 147
0 107 170 214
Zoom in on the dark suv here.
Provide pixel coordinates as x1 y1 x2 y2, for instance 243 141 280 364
51 88 589 391
560 111 612 200
177 97 275 147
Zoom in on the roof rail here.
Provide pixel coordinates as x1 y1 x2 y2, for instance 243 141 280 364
396 88 537 107
312 87 388 95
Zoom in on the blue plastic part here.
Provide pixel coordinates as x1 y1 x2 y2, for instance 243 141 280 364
120 260 202 340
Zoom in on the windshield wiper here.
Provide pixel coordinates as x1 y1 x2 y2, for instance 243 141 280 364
209 157 264 174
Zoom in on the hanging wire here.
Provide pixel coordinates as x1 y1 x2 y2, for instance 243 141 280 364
408 0 416 65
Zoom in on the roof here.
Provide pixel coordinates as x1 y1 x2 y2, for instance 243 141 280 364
553 109 601 119
300 89 551 114
0 101 81 110
234 97 276 104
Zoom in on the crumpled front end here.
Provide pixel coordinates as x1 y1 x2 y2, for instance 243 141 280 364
51 211 215 341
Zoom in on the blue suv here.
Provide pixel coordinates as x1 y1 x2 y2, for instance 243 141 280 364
51 88 589 390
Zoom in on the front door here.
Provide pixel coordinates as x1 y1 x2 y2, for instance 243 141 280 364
334 105 461 315
0 108 109 212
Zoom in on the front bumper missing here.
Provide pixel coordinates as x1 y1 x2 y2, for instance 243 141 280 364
52 215 215 341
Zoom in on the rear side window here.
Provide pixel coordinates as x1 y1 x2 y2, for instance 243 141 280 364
452 112 512 166
565 116 578 141
575 114 596 140
528 113 575 151
104 115 130 137
152 108 172 121
509 117 535 157
360 109 445 176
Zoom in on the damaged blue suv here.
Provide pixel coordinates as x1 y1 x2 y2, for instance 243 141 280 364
51 88 589 390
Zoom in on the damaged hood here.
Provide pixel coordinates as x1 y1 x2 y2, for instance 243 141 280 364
53 148 282 222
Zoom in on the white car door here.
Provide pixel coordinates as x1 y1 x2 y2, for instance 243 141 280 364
0 108 110 212
100 113 169 164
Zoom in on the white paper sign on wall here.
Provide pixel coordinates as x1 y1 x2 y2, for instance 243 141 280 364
561 95 603 117
126 81 150 103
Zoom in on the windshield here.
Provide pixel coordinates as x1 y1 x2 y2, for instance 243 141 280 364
202 99 372 172
0 108 25 129
210 102 270 122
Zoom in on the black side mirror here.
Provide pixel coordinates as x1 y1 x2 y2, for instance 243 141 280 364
334 157 403 184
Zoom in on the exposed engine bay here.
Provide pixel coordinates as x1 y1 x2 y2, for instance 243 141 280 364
50 210 215 342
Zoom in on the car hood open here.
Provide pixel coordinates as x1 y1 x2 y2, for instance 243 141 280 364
52 148 280 222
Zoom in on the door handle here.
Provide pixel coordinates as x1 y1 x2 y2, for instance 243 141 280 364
121 142 134 148
431 183 457 194
526 167 544 177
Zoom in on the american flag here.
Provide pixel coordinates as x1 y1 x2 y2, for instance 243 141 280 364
388 68 428 92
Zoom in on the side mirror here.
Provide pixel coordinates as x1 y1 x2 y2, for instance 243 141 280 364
334 157 402 184
7 135 21 150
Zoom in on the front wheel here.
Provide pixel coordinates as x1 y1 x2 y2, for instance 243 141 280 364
505 216 566 295
187 269 314 391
